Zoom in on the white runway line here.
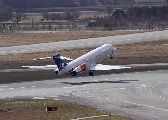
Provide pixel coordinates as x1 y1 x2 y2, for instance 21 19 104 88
0 86 8 87
63 87 74 88
120 88 126 89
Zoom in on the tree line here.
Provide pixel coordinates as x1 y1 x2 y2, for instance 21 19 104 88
2 0 76 9
0 0 13 22
43 8 81 21
87 6 168 30
1 0 167 9
1 0 134 9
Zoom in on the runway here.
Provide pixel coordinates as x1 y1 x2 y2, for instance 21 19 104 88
0 70 168 120
0 30 168 55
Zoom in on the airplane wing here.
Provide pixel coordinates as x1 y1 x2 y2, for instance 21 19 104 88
33 56 73 61
88 64 131 70
22 65 57 70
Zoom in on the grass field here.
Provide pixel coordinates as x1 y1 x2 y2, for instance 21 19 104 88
0 31 146 47
0 99 130 120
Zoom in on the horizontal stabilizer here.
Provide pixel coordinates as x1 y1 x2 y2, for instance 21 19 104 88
60 56 73 60
33 56 73 61
22 65 57 70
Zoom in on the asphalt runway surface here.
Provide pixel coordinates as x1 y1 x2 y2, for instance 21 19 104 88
0 30 168 55
0 70 168 120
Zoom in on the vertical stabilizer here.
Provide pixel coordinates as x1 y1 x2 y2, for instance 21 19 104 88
53 53 67 71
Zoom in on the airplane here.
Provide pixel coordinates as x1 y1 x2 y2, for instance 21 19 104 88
22 44 131 76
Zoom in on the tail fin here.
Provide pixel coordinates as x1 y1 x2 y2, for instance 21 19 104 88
53 53 67 71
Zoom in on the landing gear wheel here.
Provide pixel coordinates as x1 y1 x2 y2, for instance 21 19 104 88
89 71 94 77
55 71 58 74
110 56 113 59
72 71 77 76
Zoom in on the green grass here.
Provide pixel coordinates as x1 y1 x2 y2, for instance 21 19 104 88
0 99 129 120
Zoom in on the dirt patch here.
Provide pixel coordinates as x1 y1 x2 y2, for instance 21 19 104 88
0 31 149 47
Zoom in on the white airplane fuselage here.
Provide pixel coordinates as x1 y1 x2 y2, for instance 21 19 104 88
58 44 116 75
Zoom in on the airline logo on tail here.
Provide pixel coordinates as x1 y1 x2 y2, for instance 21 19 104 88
53 53 67 71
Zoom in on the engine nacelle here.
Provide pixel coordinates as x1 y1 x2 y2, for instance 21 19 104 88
73 63 87 73
54 68 59 74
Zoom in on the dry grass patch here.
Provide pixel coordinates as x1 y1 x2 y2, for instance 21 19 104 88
0 31 148 47
0 99 129 120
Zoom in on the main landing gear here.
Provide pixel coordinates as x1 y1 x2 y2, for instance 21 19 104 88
89 70 94 77
110 56 113 59
55 70 58 74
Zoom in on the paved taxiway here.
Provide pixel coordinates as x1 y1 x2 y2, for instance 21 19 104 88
0 30 168 55
0 70 168 120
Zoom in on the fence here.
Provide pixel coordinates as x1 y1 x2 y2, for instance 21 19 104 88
0 25 167 33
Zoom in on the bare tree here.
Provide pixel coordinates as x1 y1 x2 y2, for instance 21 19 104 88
43 12 49 20
123 0 135 9
165 0 168 6
0 1 13 22
105 4 113 16
72 11 81 20
0 0 2 5
112 0 120 9
63 8 74 21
